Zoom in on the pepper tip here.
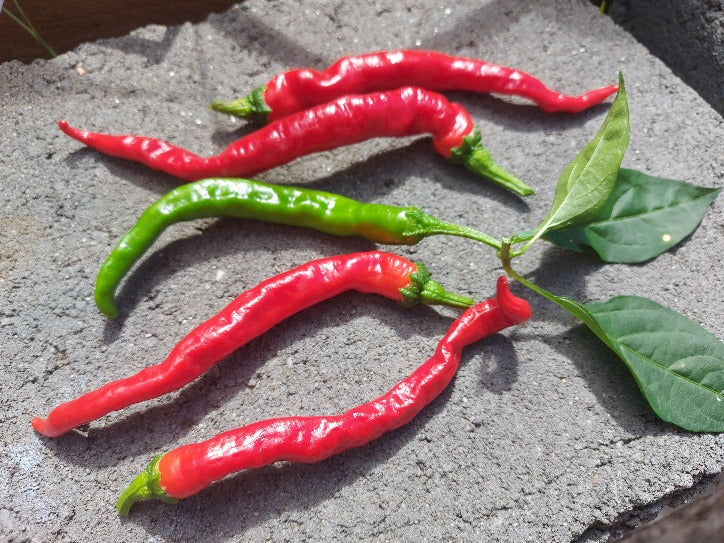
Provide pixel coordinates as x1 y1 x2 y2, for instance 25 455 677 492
95 295 121 319
31 416 56 437
57 119 84 141
31 416 45 433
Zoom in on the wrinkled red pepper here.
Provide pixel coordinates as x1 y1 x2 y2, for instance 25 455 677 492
211 49 619 121
32 251 474 438
59 86 534 195
115 276 531 515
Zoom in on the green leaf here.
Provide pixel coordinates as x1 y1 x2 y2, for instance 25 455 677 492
585 296 724 432
507 229 535 245
544 169 721 262
510 273 724 432
520 72 630 252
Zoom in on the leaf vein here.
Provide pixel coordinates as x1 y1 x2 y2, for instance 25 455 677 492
584 195 717 227
617 342 724 398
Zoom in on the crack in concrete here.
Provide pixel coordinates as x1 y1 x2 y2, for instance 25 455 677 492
572 470 721 542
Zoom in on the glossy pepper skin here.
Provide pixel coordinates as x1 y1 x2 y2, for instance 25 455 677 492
211 49 618 121
115 276 531 515
32 251 474 438
58 86 534 196
95 177 503 319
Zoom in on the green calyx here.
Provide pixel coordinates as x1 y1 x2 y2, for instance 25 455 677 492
115 454 178 517
399 262 474 309
210 85 272 122
449 128 535 197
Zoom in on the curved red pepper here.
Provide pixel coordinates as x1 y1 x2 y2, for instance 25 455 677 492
32 251 474 438
115 276 531 514
213 50 618 121
58 86 534 195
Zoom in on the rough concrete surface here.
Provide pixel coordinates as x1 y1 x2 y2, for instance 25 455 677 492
1 1 722 541
609 0 724 116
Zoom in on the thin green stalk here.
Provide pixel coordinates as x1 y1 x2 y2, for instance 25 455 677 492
499 239 551 299
423 222 503 251
2 1 57 58
403 208 502 251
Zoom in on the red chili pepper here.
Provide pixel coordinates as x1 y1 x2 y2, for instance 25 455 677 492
115 276 531 515
211 50 618 121
58 86 534 196
32 251 475 438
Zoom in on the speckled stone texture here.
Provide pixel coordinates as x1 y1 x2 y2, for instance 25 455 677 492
1 1 722 541
609 0 724 116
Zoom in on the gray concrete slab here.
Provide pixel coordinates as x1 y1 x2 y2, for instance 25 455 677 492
1 1 722 541
609 0 724 116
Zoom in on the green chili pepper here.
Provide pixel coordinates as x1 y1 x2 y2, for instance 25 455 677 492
96 177 501 319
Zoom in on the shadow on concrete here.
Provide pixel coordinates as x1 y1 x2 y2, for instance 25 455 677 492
575 470 722 543
64 146 185 194
101 218 378 341
472 333 520 395
519 245 686 435
208 4 331 69
551 323 671 436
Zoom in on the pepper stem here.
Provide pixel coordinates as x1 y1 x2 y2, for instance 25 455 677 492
116 455 178 516
210 85 271 123
403 208 502 250
500 239 549 300
400 262 474 309
419 279 475 309
449 128 535 197
210 97 253 118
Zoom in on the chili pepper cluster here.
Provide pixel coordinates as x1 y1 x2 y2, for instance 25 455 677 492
36 50 618 515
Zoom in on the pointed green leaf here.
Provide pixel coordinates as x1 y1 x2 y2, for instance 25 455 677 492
521 73 630 252
544 169 721 262
514 276 724 432
507 229 535 245
585 296 724 432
